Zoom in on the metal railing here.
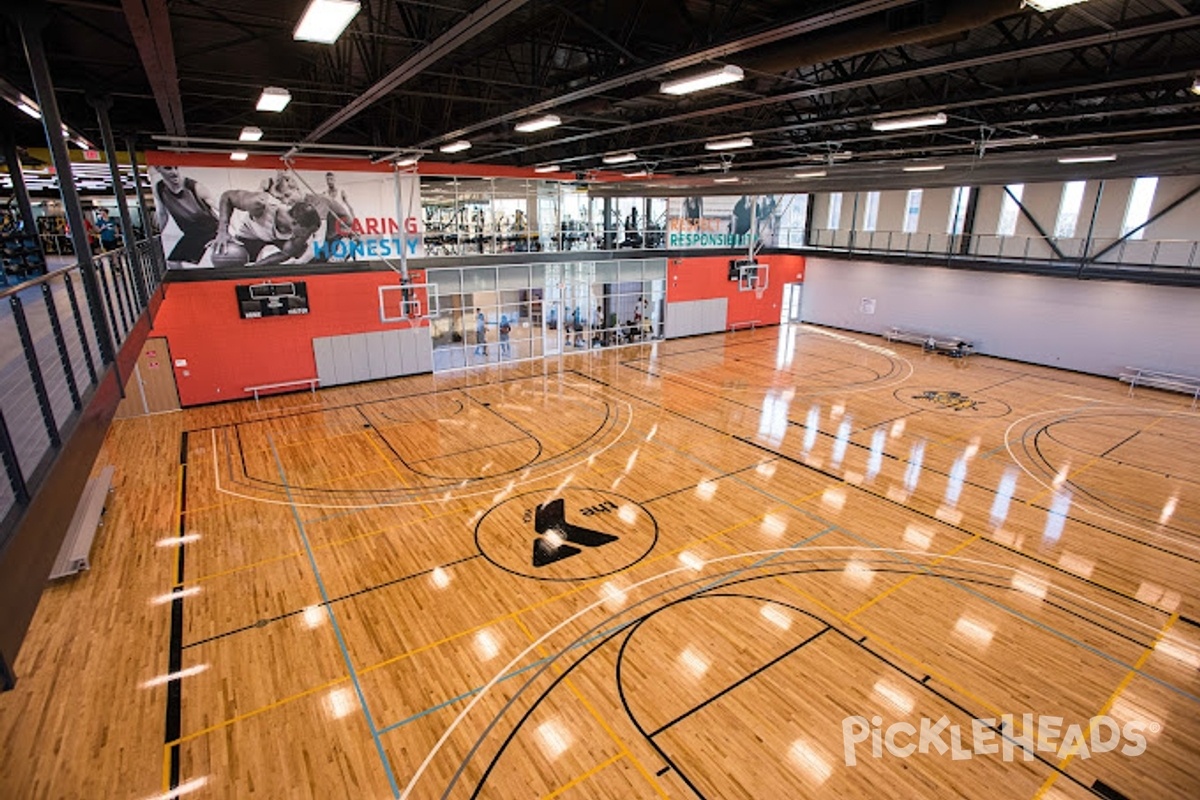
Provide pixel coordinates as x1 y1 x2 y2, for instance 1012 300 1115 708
0 236 166 539
806 228 1200 273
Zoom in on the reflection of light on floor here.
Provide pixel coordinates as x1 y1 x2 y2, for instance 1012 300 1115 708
953 616 995 648
944 454 968 507
157 533 201 547
474 630 501 661
1159 495 1178 525
679 551 705 571
1135 582 1181 612
140 776 208 800
429 567 451 589
1010 571 1048 601
1057 551 1094 579
822 487 847 512
544 530 566 548
760 604 791 630
803 406 820 453
904 441 925 492
1109 694 1166 741
151 587 201 606
761 513 787 537
830 403 845 420
1155 636 1200 669
842 559 874 588
325 687 357 720
890 419 906 439
626 449 640 472
1052 462 1070 490
990 469 1018 529
867 429 886 479
600 581 626 609
872 679 915 715
756 461 777 480
536 719 573 760
302 605 326 629
618 504 638 525
645 423 658 441
1042 491 1071 544
831 419 852 468
788 739 832 784
678 646 710 679
696 480 717 501
903 524 933 550
992 528 1024 549
142 664 208 688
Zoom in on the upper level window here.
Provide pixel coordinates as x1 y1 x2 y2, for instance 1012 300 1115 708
903 189 922 233
827 192 843 229
997 184 1024 237
1054 181 1086 239
862 191 880 232
1122 177 1158 240
947 186 971 235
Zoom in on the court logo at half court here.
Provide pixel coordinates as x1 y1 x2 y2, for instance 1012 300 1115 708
475 488 659 582
911 390 982 412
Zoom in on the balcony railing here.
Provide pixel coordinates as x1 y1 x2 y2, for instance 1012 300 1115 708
0 237 167 540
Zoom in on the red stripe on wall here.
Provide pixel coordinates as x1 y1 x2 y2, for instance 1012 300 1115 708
150 270 427 407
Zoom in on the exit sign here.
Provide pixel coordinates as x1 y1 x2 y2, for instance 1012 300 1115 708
84 150 101 161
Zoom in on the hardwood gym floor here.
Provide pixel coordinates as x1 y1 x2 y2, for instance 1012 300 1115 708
1 324 1198 800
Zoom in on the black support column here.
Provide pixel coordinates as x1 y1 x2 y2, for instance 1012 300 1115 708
1 134 42 260
14 0 118 366
91 95 146 305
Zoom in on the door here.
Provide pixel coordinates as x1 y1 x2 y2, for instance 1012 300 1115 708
544 300 563 356
114 336 181 418
781 283 804 323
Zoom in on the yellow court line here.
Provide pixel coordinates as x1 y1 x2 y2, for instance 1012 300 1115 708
1031 612 1179 800
360 429 435 518
183 466 397 517
542 753 625 800
169 675 348 748
846 533 982 620
512 616 669 800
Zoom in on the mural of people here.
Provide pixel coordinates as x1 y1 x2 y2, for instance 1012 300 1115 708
153 165 219 266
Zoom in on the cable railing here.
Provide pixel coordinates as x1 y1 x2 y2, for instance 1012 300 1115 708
806 228 1200 272
0 237 166 540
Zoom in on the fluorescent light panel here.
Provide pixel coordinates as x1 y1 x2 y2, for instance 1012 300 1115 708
534 164 560 173
793 170 827 179
1026 0 1089 11
440 140 471 153
230 151 249 161
661 64 744 96
713 176 740 183
1191 77 1200 96
256 87 291 112
515 114 562 133
394 156 419 167
1057 154 1116 164
239 126 263 142
294 0 361 44
623 170 648 178
602 152 637 165
903 164 945 172
17 101 41 120
705 137 753 151
872 112 948 132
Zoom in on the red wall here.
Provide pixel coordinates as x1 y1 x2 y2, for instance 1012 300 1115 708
667 254 804 328
150 271 427 406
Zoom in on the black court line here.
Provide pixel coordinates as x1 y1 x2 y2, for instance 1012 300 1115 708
182 554 483 650
646 626 831 737
620 329 897 375
641 459 778 504
164 430 189 793
376 397 465 424
1091 779 1133 800
405 435 533 466
854 408 926 434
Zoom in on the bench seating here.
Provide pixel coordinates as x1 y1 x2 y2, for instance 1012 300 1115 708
1118 368 1200 409
244 378 320 406
49 465 115 580
884 327 975 358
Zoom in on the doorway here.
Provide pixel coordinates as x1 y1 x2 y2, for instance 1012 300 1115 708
781 283 804 324
113 337 181 418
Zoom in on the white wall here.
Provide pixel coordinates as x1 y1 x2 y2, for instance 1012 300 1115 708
801 257 1200 377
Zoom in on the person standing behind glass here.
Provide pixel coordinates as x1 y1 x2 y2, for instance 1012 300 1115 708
499 314 512 358
474 308 488 356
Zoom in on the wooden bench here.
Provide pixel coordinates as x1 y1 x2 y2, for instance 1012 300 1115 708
729 320 762 331
884 327 975 358
1118 368 1200 409
49 465 115 580
244 378 320 407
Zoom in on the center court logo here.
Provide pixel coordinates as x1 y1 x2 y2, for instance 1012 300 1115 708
842 714 1155 766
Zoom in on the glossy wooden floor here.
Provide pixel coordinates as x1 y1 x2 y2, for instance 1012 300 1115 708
2 324 1198 800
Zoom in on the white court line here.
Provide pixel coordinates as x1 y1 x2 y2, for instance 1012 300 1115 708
210 383 635 510
1004 405 1200 554
401 544 1199 798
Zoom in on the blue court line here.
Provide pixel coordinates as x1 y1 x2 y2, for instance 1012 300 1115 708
374 527 833 737
269 437 402 799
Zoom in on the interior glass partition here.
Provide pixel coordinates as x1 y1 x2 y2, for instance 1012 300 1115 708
426 258 666 372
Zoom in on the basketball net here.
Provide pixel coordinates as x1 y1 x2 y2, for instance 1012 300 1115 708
754 283 765 300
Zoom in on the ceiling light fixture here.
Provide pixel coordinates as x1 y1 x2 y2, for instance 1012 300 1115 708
17 101 41 120
602 152 637 165
872 112 948 132
534 164 560 173
660 64 744 96
439 140 471 154
903 164 945 172
239 126 264 142
623 170 649 178
294 0 361 44
713 176 740 183
394 156 420 167
515 114 562 133
705 137 753 151
230 151 249 161
1191 77 1200 96
1025 0 1090 11
699 163 726 171
256 87 292 112
793 170 827 179
1057 154 1116 164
